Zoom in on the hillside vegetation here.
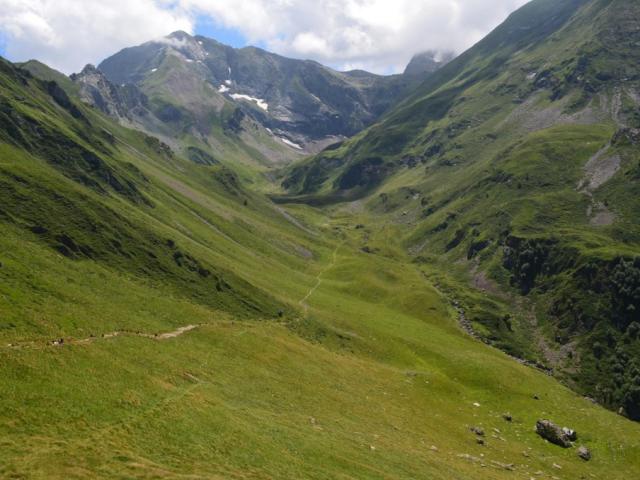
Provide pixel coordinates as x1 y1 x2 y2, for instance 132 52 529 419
1 0 640 478
282 0 640 420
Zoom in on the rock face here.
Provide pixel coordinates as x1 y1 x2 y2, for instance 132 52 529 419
70 65 149 121
535 420 574 448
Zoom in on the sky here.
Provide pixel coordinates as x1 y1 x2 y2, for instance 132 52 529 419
0 0 530 75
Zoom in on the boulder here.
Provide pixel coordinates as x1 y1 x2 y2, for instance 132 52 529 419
470 426 485 436
578 446 591 461
535 420 573 448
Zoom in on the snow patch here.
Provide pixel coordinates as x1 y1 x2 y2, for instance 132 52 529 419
266 128 273 134
230 94 268 111
225 79 232 86
280 137 303 150
198 41 203 45
151 68 158 73
218 84 230 93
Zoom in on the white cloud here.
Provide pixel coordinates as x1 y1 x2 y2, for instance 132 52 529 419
180 0 530 73
0 0 530 75
0 0 192 73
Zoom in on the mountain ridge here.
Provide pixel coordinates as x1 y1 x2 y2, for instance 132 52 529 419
96 31 446 149
280 0 640 419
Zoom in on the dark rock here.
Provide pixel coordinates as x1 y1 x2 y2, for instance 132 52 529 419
578 445 591 461
470 426 485 436
535 420 573 448
503 413 513 422
476 438 485 445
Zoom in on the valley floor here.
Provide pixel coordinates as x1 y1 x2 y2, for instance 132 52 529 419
1 209 639 479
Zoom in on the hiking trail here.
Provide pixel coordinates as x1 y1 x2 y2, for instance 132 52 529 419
299 243 341 315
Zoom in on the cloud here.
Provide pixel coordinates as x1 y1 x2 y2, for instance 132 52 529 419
180 0 531 73
0 0 530 74
0 0 192 73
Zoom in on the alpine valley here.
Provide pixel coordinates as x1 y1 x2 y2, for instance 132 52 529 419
1 0 639 479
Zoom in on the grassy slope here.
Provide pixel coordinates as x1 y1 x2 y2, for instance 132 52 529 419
2 217 640 479
280 0 640 415
1 5 640 477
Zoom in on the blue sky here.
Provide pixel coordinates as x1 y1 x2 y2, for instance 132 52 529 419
194 17 250 49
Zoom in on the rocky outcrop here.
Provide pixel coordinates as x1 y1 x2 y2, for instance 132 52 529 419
535 420 575 448
70 65 149 121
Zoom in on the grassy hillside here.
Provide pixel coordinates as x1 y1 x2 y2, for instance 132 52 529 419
2 204 640 479
1 0 640 477
281 0 640 419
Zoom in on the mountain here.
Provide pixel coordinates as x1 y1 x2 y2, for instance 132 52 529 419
95 31 432 152
2 0 640 477
282 0 640 419
404 51 455 76
69 64 151 123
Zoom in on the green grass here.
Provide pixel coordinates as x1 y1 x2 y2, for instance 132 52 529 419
2 217 640 479
280 0 640 418
1 1 640 476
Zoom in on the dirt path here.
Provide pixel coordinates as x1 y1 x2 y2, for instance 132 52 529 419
298 244 340 315
3 324 202 351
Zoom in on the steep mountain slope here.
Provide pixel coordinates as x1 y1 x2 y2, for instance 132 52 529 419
0 56 310 323
2 49 640 478
97 31 437 152
282 0 640 418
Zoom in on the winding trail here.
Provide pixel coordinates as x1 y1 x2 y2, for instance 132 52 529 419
3 324 201 351
298 243 341 315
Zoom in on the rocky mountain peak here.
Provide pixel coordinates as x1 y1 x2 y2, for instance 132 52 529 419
404 50 455 76
71 63 148 120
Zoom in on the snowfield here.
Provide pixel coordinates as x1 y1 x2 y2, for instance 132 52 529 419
230 94 269 111
280 137 303 149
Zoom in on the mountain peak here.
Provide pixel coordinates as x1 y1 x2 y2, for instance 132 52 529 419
404 51 455 76
79 64 99 75
167 30 193 40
